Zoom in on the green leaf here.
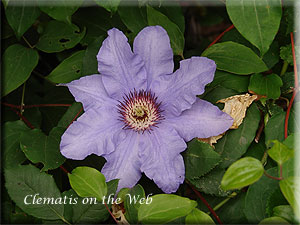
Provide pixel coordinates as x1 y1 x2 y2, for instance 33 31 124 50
118 4 147 34
36 21 85 53
265 111 285 145
46 50 85 83
202 41 268 75
68 167 107 201
248 73 283 99
265 188 288 217
221 157 264 190
209 70 250 93
185 208 215 224
2 121 30 169
280 177 299 211
188 168 230 197
72 179 119 223
267 140 294 165
138 194 197 224
94 0 121 13
226 0 282 55
217 192 248 224
72 7 119 45
5 0 41 38
5 164 65 220
124 184 146 224
259 216 289 224
20 127 66 171
215 103 261 168
147 5 184 55
157 2 185 34
39 0 83 24
2 44 39 97
280 45 293 65
82 36 104 75
57 102 83 129
184 139 222 179
244 167 279 223
273 205 299 224
282 157 295 178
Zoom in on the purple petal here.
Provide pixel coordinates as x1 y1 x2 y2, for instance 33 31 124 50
153 57 216 116
64 74 110 110
139 124 186 193
101 131 141 190
97 28 147 99
133 26 174 87
60 103 124 160
169 98 233 141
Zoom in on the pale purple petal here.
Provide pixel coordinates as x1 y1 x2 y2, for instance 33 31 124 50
101 130 141 190
152 57 216 116
97 28 147 99
133 26 174 87
168 98 233 141
60 103 124 160
139 124 186 193
64 74 110 110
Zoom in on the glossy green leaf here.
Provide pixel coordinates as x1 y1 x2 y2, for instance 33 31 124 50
20 127 66 171
82 36 104 75
47 50 85 83
5 164 65 220
36 21 85 53
248 73 283 99
5 0 41 38
209 70 250 93
215 103 261 168
185 208 215 224
226 0 282 55
124 184 146 224
68 167 107 201
138 194 197 224
118 4 147 34
221 157 264 190
39 0 83 24
265 188 288 218
94 0 121 13
244 167 279 223
2 121 30 169
57 102 83 129
2 44 39 97
202 41 268 75
280 177 299 211
184 139 221 179
147 6 184 55
268 140 294 165
273 205 298 224
259 216 289 224
72 179 118 223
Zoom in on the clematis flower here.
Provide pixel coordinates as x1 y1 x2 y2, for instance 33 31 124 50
60 26 233 193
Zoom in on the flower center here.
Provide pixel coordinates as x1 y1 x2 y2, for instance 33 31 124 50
117 90 164 133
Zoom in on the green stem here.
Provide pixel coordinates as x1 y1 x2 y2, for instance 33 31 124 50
20 82 26 115
210 192 237 213
280 61 289 76
22 36 34 49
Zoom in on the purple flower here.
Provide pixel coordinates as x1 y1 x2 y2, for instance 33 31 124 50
60 26 233 193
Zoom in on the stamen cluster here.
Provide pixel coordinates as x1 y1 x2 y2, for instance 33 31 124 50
117 90 164 133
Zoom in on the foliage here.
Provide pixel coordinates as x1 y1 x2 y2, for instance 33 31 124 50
1 0 298 224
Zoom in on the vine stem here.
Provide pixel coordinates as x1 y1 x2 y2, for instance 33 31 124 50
280 61 289 76
207 24 235 49
187 181 223 224
212 192 237 212
264 171 282 181
20 82 26 115
104 201 119 224
284 32 298 139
